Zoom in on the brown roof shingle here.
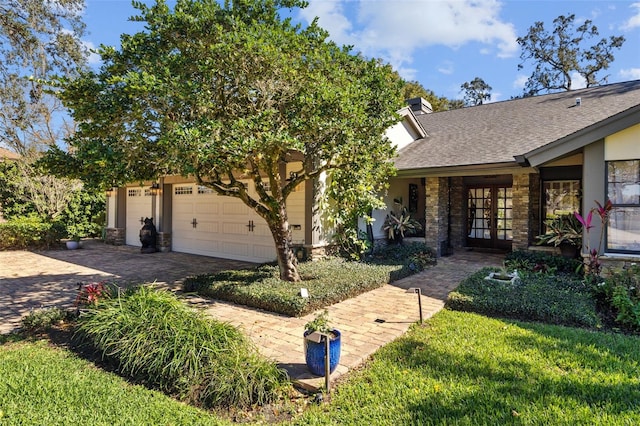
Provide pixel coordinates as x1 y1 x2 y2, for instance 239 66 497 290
395 80 640 170
0 147 20 161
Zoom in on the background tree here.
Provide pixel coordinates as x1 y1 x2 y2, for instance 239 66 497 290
517 13 625 96
402 79 464 111
54 0 403 281
460 77 492 106
0 0 94 232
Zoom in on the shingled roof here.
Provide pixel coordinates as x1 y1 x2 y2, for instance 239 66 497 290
395 79 640 171
0 147 20 161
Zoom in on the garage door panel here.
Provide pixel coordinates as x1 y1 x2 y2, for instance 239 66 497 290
174 203 194 215
126 187 152 246
197 221 219 234
223 201 249 216
195 202 218 215
172 183 276 263
222 222 250 236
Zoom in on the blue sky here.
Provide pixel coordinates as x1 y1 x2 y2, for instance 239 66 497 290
83 0 640 102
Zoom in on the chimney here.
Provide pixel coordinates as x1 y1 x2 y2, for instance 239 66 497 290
406 97 433 115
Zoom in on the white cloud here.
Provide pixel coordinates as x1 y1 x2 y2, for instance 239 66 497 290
621 3 640 30
301 0 518 79
620 68 640 80
512 75 528 89
571 72 587 90
82 40 101 65
438 61 454 75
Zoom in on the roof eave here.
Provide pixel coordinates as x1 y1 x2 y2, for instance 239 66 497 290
395 161 534 178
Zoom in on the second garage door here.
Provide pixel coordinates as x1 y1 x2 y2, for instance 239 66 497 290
172 184 277 263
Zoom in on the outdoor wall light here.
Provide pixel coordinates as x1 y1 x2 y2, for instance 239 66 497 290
150 182 160 196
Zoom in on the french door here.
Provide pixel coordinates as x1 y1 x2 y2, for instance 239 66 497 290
467 186 513 250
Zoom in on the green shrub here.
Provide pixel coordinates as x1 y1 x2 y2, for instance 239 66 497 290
21 307 74 332
505 250 582 276
601 265 640 331
185 258 401 317
75 286 287 408
0 215 64 249
447 267 600 328
366 242 436 278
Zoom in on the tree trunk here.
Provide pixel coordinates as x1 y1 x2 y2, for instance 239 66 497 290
268 207 301 282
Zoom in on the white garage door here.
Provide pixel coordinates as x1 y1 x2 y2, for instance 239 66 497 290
125 186 153 246
172 184 277 263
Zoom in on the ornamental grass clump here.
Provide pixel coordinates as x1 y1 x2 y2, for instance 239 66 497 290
75 286 287 409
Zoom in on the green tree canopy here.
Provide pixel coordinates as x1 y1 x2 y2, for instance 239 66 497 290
460 77 492 106
54 0 403 281
517 13 625 96
0 0 90 225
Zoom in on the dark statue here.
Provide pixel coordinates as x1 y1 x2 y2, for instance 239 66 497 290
139 217 157 253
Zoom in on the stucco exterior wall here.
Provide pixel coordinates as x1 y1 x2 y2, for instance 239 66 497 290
582 140 605 254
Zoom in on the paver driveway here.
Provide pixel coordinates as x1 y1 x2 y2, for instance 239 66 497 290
0 239 253 334
0 239 503 388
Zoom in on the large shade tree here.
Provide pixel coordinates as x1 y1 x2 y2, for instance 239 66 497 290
0 0 90 222
517 13 625 96
54 0 403 281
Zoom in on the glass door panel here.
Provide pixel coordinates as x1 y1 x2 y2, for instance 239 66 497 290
467 186 512 249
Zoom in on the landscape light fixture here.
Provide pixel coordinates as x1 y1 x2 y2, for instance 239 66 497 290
406 287 423 324
306 330 332 397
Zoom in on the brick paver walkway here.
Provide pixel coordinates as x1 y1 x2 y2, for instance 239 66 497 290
0 241 503 389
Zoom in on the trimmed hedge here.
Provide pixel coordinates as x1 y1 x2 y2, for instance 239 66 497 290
75 286 288 409
447 267 600 328
184 257 407 317
0 215 65 250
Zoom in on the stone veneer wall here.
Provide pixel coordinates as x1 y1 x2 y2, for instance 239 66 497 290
511 173 540 251
449 177 465 249
157 232 171 252
105 227 125 246
425 177 450 256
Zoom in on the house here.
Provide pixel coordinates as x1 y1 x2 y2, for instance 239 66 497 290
375 79 640 265
0 147 20 162
104 160 325 263
105 80 640 265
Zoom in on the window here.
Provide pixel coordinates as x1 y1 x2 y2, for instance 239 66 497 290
128 188 142 197
174 186 193 195
197 186 213 194
607 160 640 252
542 180 580 220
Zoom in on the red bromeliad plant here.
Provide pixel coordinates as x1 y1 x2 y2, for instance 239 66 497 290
574 200 613 279
74 281 110 307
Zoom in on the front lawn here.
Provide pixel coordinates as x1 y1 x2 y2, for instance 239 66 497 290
0 338 229 425
293 310 640 425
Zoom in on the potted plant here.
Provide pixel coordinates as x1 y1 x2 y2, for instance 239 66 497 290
65 223 84 250
382 206 422 244
303 310 341 376
535 214 582 258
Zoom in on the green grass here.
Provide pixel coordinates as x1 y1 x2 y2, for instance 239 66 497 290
293 310 640 425
0 339 228 425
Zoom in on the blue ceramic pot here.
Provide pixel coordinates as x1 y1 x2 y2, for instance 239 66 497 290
304 329 341 376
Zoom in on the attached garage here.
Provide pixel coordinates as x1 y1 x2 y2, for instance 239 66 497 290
125 186 153 246
171 183 277 263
